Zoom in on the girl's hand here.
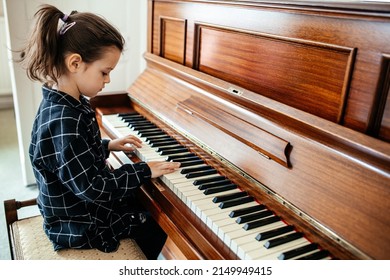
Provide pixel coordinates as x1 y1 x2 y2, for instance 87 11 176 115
108 135 142 152
147 161 181 178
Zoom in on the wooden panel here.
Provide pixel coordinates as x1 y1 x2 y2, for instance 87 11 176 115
379 86 390 141
151 0 390 134
195 25 354 123
370 55 390 142
160 17 187 64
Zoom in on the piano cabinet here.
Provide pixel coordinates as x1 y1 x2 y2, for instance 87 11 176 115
91 0 390 260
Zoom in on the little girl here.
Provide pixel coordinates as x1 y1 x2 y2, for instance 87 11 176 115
19 4 180 259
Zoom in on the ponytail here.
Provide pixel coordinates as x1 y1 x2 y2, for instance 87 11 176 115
19 4 125 85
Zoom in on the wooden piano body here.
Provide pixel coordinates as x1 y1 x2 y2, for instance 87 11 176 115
91 0 390 259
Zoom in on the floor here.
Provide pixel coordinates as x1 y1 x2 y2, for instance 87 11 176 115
0 108 39 260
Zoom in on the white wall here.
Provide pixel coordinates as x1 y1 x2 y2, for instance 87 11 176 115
2 0 147 186
0 17 11 94
0 16 13 108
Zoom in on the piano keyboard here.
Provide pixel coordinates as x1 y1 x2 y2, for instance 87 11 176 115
102 112 331 260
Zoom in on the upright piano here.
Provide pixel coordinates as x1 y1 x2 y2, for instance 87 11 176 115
91 0 390 260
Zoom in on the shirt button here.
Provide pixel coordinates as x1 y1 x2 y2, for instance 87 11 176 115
92 117 96 121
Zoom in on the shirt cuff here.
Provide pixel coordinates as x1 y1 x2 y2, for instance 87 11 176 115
136 162 152 179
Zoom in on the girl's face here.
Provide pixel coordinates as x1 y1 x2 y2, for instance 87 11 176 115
75 46 121 98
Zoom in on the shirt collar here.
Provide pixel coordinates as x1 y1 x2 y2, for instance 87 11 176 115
42 85 94 115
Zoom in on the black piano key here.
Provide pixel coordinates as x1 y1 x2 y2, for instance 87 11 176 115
179 159 205 167
278 243 319 260
137 126 160 131
212 191 247 203
158 145 185 153
137 128 162 134
263 232 304 249
235 210 274 224
140 130 166 137
160 147 189 155
193 175 227 185
122 115 147 120
147 137 174 145
131 121 154 126
120 112 143 117
168 155 200 162
118 112 139 117
167 153 196 161
137 124 159 130
203 184 237 195
130 123 156 129
198 179 232 190
145 134 171 142
296 250 330 260
121 116 145 122
124 116 149 121
255 225 295 241
150 140 179 148
181 165 213 174
243 216 281 231
123 119 147 124
219 196 254 209
132 126 159 132
127 122 153 128
229 204 266 218
185 169 217 178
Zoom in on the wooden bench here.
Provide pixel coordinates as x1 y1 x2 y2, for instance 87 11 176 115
4 198 147 260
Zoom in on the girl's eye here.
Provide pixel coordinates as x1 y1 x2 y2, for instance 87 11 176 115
102 72 108 76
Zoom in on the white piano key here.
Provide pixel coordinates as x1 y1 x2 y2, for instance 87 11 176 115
196 198 255 227
116 127 136 135
165 173 223 190
176 185 199 201
201 201 259 226
238 231 305 260
217 210 274 242
185 189 240 217
226 218 283 243
248 238 310 260
229 221 286 254
202 198 254 236
169 181 194 195
102 114 123 124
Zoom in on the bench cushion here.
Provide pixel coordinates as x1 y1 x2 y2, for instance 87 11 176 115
11 215 147 260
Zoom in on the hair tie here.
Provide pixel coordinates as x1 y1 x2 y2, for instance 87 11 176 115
61 14 69 23
59 22 76 35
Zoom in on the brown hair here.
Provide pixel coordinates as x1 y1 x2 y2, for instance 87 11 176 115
19 4 125 84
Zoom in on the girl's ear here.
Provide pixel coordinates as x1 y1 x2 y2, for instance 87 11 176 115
65 53 83 73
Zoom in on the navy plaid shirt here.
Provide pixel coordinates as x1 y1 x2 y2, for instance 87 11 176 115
29 85 152 252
